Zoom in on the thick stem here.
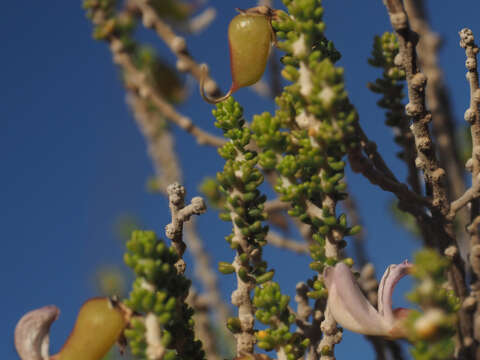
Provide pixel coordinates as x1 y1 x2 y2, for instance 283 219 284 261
382 1 473 356
460 28 480 350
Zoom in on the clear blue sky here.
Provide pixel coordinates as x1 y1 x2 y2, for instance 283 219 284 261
2 1 480 358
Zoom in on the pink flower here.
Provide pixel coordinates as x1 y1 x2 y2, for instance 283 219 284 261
324 260 412 338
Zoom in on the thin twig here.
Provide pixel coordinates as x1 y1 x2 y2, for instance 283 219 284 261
128 92 231 358
342 181 368 267
90 6 226 147
264 199 290 213
184 220 232 329
113 42 225 147
449 177 480 220
357 125 397 181
187 290 222 360
165 182 206 274
127 92 182 190
348 146 430 213
128 0 221 98
266 231 309 254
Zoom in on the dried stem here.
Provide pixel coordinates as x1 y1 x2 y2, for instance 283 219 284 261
383 1 473 356
229 190 257 356
293 282 322 360
357 125 397 181
349 123 434 244
342 182 368 267
187 290 222 360
128 0 221 98
264 198 290 213
89 3 226 148
145 313 167 360
383 0 448 216
459 28 480 352
404 0 470 264
184 220 232 329
449 178 480 220
404 0 466 202
348 145 430 213
266 230 309 254
116 46 225 146
128 91 230 357
165 183 206 274
127 92 182 189
90 7 225 147
317 195 342 359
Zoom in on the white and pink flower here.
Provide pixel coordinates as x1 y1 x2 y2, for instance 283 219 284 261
324 260 412 338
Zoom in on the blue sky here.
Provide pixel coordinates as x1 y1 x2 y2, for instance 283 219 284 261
2 0 480 358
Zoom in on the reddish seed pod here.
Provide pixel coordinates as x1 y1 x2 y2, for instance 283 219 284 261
201 6 277 104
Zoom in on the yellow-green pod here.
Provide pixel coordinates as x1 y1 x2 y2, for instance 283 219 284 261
201 7 275 104
228 12 272 91
52 297 128 360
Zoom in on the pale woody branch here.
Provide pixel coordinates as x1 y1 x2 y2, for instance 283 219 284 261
90 5 226 147
404 0 466 203
459 28 480 351
129 90 230 359
127 0 221 98
145 313 167 360
165 182 206 274
383 0 473 356
112 39 226 147
448 177 480 221
266 231 309 254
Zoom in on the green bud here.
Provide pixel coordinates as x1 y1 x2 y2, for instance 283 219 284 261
348 225 362 235
309 261 324 272
238 267 250 282
227 317 242 333
218 262 235 274
323 216 337 226
256 271 275 284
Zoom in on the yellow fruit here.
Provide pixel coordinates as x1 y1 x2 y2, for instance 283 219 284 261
201 7 276 104
52 297 129 360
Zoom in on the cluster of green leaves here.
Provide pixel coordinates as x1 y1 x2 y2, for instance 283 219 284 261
405 249 459 360
368 32 408 159
249 0 359 299
124 230 205 360
213 98 304 355
253 282 309 360
214 98 269 256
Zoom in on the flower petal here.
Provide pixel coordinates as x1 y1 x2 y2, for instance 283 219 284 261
325 263 390 336
378 260 412 324
14 305 60 360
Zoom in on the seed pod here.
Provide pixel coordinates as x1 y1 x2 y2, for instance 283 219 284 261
15 297 130 360
52 297 129 360
201 6 276 104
